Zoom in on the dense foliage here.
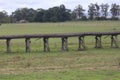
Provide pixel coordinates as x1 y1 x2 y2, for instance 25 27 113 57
0 3 120 23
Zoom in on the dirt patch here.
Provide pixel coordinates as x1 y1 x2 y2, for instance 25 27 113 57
0 66 67 75
0 65 119 75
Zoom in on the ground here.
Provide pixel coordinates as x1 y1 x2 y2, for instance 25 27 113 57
0 21 120 80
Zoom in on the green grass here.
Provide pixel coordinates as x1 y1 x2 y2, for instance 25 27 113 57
0 50 120 80
1 70 120 80
1 21 120 35
0 21 120 80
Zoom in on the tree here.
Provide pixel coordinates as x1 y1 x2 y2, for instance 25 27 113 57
0 11 10 23
88 3 96 20
34 4 71 22
48 6 60 22
58 4 71 22
100 3 109 19
110 3 120 19
95 3 100 18
41 4 71 22
119 6 120 16
72 4 85 20
35 8 45 22
12 8 37 22
26 8 37 22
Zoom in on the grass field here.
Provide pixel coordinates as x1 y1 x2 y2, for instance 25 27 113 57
0 21 120 80
0 21 120 35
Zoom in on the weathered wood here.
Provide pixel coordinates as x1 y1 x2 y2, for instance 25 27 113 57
95 35 102 48
111 35 119 48
6 39 11 53
0 32 120 53
43 37 50 52
61 37 68 51
25 38 31 52
0 32 120 39
78 36 86 50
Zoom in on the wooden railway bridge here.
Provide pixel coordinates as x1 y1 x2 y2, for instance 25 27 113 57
0 32 120 53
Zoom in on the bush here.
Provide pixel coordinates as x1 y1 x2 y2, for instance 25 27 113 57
111 17 119 20
50 17 59 22
81 16 88 20
94 17 107 20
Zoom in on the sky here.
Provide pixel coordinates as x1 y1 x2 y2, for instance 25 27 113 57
0 0 120 15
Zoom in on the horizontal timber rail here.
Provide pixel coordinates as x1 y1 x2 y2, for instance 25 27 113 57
0 31 120 53
0 32 120 39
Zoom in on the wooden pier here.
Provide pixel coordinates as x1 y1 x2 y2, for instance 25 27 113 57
0 31 120 53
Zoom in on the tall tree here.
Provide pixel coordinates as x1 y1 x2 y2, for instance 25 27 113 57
110 3 120 18
119 6 120 15
88 3 96 20
95 3 100 18
73 4 85 20
58 4 71 21
100 3 109 19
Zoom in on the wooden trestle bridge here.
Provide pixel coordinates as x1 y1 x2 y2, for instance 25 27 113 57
0 32 120 53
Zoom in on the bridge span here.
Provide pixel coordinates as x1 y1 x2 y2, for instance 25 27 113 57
0 32 120 53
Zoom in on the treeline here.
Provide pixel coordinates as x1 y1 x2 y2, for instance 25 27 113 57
0 3 120 23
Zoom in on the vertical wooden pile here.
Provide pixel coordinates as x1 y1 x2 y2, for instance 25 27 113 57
95 35 102 48
78 36 86 50
61 37 68 51
25 38 31 52
43 37 50 52
6 39 11 53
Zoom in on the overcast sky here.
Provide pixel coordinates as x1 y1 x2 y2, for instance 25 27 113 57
0 0 120 14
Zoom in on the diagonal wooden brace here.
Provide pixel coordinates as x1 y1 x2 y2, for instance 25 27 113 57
111 35 119 48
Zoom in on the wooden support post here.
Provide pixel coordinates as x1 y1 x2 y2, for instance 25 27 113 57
6 39 11 53
78 36 86 50
43 37 50 52
111 35 119 48
95 35 102 48
61 37 68 51
25 38 31 52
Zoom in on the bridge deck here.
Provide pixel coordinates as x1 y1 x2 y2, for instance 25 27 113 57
0 32 120 39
